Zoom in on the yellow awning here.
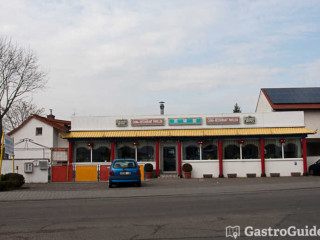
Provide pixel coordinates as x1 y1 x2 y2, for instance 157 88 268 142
61 127 316 139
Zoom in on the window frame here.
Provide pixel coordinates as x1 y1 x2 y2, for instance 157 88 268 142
35 127 43 136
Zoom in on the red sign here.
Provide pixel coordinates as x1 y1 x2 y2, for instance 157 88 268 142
131 118 165 126
206 117 240 125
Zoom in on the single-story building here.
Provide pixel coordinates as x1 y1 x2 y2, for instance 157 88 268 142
61 111 315 179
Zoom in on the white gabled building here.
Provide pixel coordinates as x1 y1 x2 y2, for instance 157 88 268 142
1 113 71 183
8 112 70 160
256 88 320 166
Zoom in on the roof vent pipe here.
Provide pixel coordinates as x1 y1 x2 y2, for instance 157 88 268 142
159 102 165 115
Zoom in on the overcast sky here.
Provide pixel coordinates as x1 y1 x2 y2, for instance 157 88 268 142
1 0 320 120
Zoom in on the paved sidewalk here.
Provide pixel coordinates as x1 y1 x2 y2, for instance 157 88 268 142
1 176 320 202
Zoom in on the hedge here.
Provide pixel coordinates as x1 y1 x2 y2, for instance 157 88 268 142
0 173 25 191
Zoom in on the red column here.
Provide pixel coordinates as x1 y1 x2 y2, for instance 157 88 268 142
218 140 224 178
260 139 266 177
178 141 182 177
302 138 308 176
155 141 160 176
111 142 115 162
68 142 73 164
68 142 73 182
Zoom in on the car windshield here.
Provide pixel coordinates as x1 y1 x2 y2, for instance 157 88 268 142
113 160 137 169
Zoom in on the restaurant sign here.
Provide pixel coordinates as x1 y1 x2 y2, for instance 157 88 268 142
206 117 240 125
169 118 202 126
116 119 128 127
244 116 256 124
131 118 165 127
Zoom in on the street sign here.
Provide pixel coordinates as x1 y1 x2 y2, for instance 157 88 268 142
4 134 14 155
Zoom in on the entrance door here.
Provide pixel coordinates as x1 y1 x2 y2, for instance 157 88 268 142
163 146 177 172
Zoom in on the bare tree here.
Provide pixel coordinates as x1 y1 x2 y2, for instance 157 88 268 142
0 37 47 136
3 100 45 132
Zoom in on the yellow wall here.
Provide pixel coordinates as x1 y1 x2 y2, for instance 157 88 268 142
76 165 97 182
74 165 143 182
139 165 144 181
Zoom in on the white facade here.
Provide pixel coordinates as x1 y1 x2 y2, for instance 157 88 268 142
10 118 69 160
12 118 54 159
304 111 320 139
1 159 49 183
255 91 273 112
68 111 311 178
3 115 70 183
71 112 305 131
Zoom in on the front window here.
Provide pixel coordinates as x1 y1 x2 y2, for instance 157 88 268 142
74 141 111 163
242 140 260 159
223 140 240 159
92 142 111 162
137 141 155 162
264 139 282 159
265 138 302 159
183 141 200 160
284 139 301 158
202 141 218 160
117 142 135 159
74 142 91 162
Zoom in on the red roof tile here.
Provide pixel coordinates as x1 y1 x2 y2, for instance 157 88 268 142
8 114 70 135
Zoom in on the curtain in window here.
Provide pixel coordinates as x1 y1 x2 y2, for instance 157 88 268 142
223 140 240 159
202 141 218 160
74 142 91 162
117 142 135 159
92 142 111 162
183 141 200 160
284 138 302 158
264 139 282 159
137 141 155 162
242 139 260 159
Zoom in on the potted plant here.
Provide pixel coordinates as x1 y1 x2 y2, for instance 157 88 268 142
182 163 193 179
144 163 154 179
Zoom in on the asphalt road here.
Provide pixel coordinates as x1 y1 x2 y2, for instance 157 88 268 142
0 181 320 240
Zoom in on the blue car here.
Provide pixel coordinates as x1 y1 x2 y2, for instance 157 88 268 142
109 159 141 188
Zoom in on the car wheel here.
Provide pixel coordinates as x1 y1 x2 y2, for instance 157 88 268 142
109 182 113 188
309 169 314 176
136 181 141 187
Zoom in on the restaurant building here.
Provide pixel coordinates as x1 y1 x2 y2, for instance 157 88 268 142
61 111 315 179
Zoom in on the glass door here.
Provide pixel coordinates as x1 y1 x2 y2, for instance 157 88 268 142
163 146 177 172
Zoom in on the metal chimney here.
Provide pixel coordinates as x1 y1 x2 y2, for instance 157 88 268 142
159 102 165 115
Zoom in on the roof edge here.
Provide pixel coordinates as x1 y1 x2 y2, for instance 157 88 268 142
61 127 316 139
9 114 70 135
